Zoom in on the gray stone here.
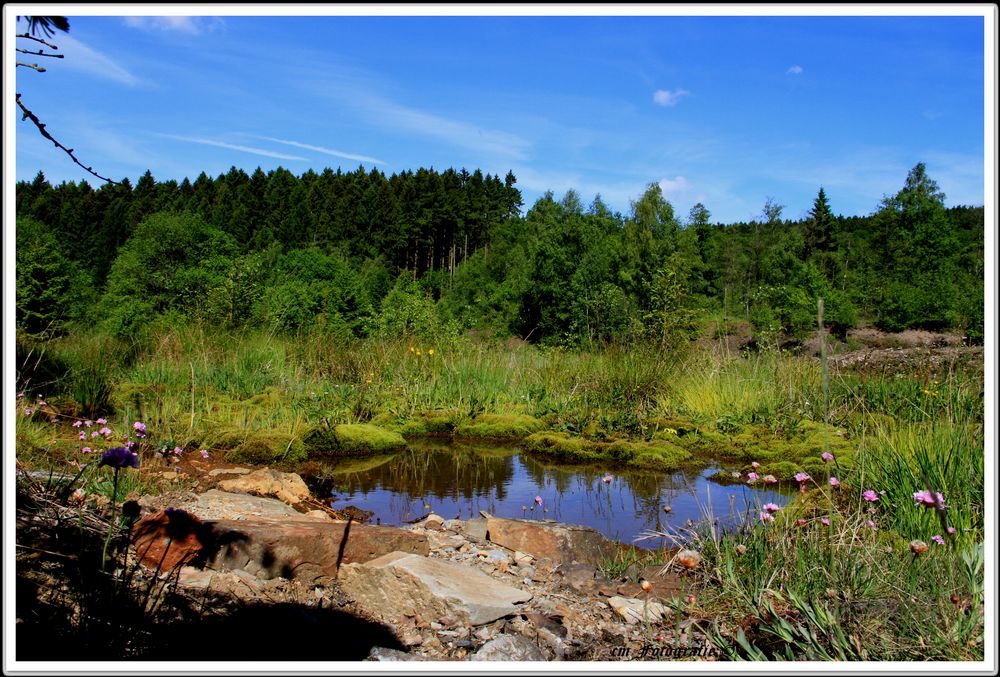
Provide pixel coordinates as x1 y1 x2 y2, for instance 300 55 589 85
462 518 489 542
140 489 305 521
367 647 433 662
608 596 669 624
468 634 547 661
339 551 532 626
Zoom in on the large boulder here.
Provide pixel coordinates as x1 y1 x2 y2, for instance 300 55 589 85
339 551 532 626
140 489 307 521
216 468 311 505
132 508 209 572
485 517 618 565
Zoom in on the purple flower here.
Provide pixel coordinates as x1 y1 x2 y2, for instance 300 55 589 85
913 489 945 508
534 495 543 506
200 449 209 459
746 472 759 484
24 408 33 417
763 502 781 513
946 526 957 535
931 535 945 545
759 511 774 524
98 427 112 437
763 474 777 485
84 420 94 428
821 517 830 526
97 446 140 469
829 476 840 487
173 446 183 456
73 421 83 428
821 452 834 463
96 418 106 425
751 462 761 470
133 421 147 439
862 490 879 503
866 520 877 529
125 440 137 450
91 431 100 439
38 400 47 407
17 392 25 399
79 432 87 441
794 472 811 484
82 447 92 454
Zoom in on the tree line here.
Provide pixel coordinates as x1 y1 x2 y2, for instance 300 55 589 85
15 162 984 346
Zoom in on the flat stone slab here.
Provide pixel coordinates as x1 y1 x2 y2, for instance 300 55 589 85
339 551 532 626
203 520 429 584
608 596 669 624
485 517 618 565
216 468 311 505
141 489 307 521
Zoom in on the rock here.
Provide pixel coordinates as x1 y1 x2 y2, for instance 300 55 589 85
339 551 532 626
608 596 669 624
132 508 208 572
461 518 489 542
478 548 511 564
468 634 547 661
217 468 311 505
208 467 251 477
485 517 617 565
140 489 305 521
367 647 434 662
203 520 429 583
421 513 445 530
616 565 684 598
512 550 534 566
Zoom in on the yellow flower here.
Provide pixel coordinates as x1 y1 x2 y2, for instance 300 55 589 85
416 349 422 356
428 348 435 356
409 346 415 353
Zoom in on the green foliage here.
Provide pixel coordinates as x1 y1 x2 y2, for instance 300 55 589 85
375 274 448 340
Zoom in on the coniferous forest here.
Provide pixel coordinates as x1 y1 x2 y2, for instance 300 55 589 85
15 162 984 347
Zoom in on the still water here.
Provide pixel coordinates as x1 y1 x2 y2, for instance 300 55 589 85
302 438 793 549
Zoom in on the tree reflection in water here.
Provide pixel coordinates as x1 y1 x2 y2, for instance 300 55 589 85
300 438 793 548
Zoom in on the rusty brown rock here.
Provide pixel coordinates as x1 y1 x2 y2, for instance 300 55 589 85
485 517 617 565
132 508 208 573
202 519 429 584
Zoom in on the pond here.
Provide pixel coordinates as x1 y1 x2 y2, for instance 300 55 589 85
301 437 794 550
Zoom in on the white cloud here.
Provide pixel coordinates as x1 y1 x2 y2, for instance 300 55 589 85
252 136 385 165
658 176 691 195
787 65 804 75
652 89 690 107
162 135 308 161
123 16 223 35
56 35 140 87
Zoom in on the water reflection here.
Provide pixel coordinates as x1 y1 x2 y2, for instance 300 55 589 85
301 438 794 549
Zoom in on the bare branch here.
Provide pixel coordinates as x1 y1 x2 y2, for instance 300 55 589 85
16 62 47 72
16 33 60 50
15 92 121 186
16 47 64 59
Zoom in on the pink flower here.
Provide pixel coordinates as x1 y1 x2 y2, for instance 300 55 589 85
746 472 759 484
821 452 834 462
931 535 945 545
72 421 83 428
796 518 808 526
868 508 878 514
763 475 777 485
602 475 612 484
759 511 774 523
751 462 761 470
794 472 811 484
763 502 780 513
24 408 33 417
84 420 93 428
79 432 87 440
534 495 543 505
866 520 877 529
913 490 945 508
821 517 830 526
200 449 209 459
38 400 47 407
133 421 147 438
91 431 100 439
829 477 840 487
862 490 879 502
99 427 112 437
96 418 107 425
173 446 183 456
81 447 92 454
946 527 957 535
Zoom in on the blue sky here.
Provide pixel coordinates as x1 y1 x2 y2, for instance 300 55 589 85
9 7 991 224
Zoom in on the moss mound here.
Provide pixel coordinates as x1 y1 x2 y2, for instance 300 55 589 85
455 413 545 439
522 432 691 471
203 427 307 465
304 423 406 456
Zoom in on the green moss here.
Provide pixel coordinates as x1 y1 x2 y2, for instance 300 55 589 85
304 423 406 456
248 387 284 407
522 432 690 471
455 413 545 439
759 460 805 482
206 428 307 465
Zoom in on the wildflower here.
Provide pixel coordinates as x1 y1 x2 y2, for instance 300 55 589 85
602 475 613 484
81 447 92 454
200 449 209 459
913 489 945 509
173 446 183 456
91 431 100 439
17 392 24 399
751 462 761 470
685 595 697 605
97 446 140 469
96 418 107 425
763 474 777 485
133 421 147 438
663 505 672 514
24 408 33 417
946 526 957 535
821 517 830 526
829 476 840 487
85 420 93 428
409 346 415 352
69 488 87 505
763 502 780 513
862 490 879 503
868 508 878 514
735 544 747 555
428 348 435 356
416 349 422 356
866 520 877 529
675 550 702 569
639 578 653 593
125 440 136 450
73 421 83 428
909 540 929 555
534 495 543 506
79 432 87 441
759 511 775 524
746 472 759 484
794 472 811 484
931 535 945 546
796 518 808 526
821 452 834 463
38 400 47 407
